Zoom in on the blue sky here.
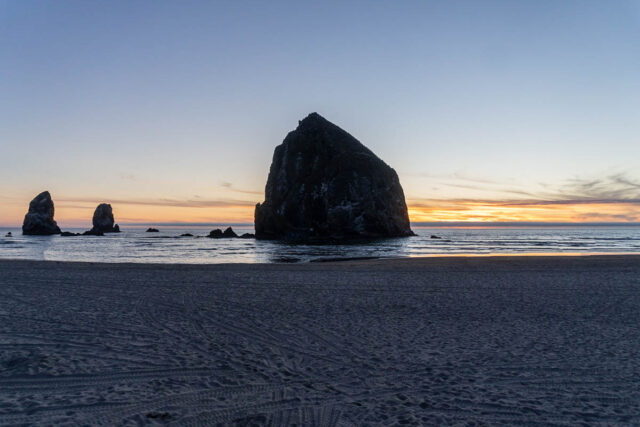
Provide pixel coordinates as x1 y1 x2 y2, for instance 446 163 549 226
1 1 640 225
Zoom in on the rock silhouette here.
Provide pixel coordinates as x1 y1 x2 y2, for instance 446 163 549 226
86 203 120 234
146 228 159 233
22 191 61 235
208 229 223 238
222 227 238 238
207 227 238 238
255 113 414 241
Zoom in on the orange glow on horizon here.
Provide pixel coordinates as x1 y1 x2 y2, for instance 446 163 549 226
407 200 640 223
1 197 639 227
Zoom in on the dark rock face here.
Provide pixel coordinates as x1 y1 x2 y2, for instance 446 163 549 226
60 231 81 237
222 227 238 238
22 191 61 235
208 229 223 238
146 228 159 233
255 113 414 241
208 227 238 238
240 233 255 239
87 203 120 234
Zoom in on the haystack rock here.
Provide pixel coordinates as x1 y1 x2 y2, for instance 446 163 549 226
255 113 414 240
22 191 61 235
89 203 120 233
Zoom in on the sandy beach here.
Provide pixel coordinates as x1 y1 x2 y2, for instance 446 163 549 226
0 256 639 425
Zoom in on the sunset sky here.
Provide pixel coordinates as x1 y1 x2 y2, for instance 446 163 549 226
2 1 640 227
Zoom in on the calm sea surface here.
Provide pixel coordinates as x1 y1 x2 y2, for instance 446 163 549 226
1 225 639 264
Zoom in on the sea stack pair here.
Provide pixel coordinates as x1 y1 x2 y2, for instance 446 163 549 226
22 192 119 235
255 113 414 241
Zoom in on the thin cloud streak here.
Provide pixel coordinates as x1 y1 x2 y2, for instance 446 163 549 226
56 197 256 209
409 171 640 207
220 181 263 196
408 198 640 208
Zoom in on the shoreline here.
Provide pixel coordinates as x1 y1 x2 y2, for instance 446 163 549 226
2 252 640 268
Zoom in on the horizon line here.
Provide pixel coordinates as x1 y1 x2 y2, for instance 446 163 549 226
3 221 640 228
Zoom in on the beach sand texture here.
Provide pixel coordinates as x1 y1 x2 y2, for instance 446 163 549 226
0 256 639 425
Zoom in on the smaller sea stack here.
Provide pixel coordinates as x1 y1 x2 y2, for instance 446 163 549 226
87 203 120 234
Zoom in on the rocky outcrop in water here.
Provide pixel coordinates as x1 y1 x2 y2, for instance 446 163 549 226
208 227 238 238
75 203 119 236
254 113 414 241
146 228 159 233
22 191 61 235
86 203 120 234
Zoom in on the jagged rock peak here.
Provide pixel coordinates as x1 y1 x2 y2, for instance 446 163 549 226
254 113 414 241
292 112 376 156
22 191 61 235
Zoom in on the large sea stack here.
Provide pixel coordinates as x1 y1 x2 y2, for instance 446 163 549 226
87 203 120 234
255 113 414 241
22 191 61 235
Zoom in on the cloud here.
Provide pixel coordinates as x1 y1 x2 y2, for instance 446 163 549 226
408 197 640 208
220 181 262 195
439 182 539 198
410 171 640 207
559 173 640 200
406 172 640 222
56 196 256 208
576 212 640 221
407 172 504 185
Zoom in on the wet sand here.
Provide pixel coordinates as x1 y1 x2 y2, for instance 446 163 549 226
0 256 639 425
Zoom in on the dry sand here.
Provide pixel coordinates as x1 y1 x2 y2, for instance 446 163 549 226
0 256 639 425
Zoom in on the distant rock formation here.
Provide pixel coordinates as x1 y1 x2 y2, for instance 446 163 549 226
5 232 11 237
73 203 120 236
86 203 120 235
60 231 81 237
146 228 159 233
180 233 194 237
208 227 238 238
254 113 414 241
208 229 223 238
22 191 61 235
240 233 255 239
82 229 104 236
222 227 238 238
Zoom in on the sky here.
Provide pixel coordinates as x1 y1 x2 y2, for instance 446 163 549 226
1 0 640 227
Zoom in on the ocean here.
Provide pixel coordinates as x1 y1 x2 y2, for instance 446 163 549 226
1 225 640 264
